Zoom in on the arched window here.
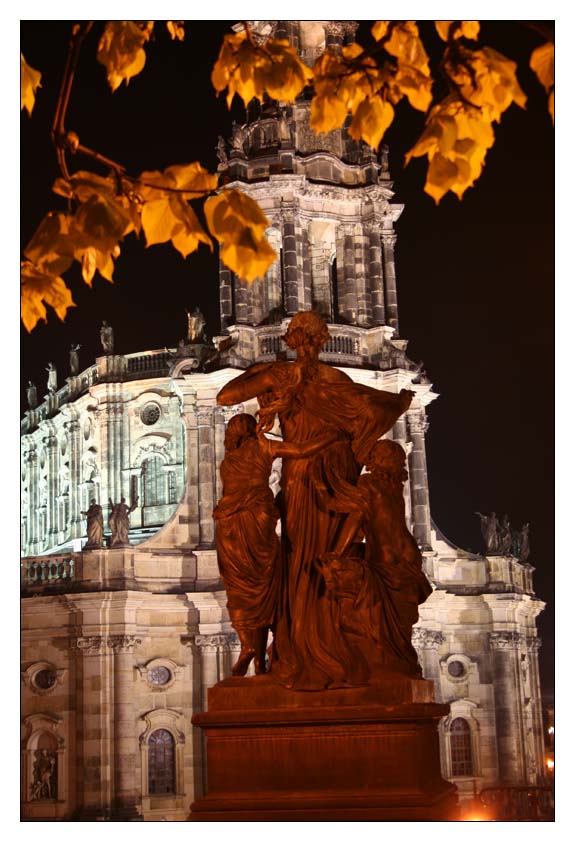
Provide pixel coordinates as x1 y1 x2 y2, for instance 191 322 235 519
142 456 166 506
148 729 175 795
450 718 473 776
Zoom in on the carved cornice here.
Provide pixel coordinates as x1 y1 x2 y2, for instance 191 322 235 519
71 636 105 654
108 635 142 654
412 628 445 649
489 631 524 650
191 632 239 651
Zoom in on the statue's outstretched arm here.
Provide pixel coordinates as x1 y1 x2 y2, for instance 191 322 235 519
217 364 276 405
268 428 341 459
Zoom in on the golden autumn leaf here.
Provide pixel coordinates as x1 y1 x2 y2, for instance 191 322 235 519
141 195 212 258
21 261 76 332
97 21 154 92
371 21 390 42
204 189 276 282
384 21 432 113
310 91 348 134
406 95 496 202
446 46 526 122
212 31 312 108
349 96 394 149
530 41 554 123
435 21 480 42
166 21 185 41
21 53 42 116
24 212 75 277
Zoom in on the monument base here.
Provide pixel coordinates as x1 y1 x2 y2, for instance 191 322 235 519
190 674 459 821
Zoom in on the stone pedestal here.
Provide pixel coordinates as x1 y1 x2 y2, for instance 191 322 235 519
190 675 459 821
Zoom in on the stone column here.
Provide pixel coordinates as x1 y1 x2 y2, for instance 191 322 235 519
25 445 39 552
368 228 385 324
382 232 399 333
197 405 216 547
527 637 547 783
300 225 312 310
324 21 344 53
411 628 445 685
181 389 201 546
72 635 113 819
342 232 359 323
44 430 59 541
355 232 372 325
219 259 233 328
489 631 526 784
406 411 432 550
282 211 300 314
109 635 143 820
214 407 226 503
65 417 83 538
194 634 232 712
234 274 249 324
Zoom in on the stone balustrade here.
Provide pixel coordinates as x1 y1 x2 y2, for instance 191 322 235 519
21 555 78 588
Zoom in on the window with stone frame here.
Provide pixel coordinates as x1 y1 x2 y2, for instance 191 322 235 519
450 717 473 777
142 456 166 507
148 729 176 795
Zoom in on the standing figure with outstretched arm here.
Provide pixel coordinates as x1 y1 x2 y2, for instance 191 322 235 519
214 412 341 677
217 311 414 690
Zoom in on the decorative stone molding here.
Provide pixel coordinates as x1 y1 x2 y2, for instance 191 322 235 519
526 636 542 652
71 635 105 654
489 631 524 650
108 635 142 654
21 661 66 696
412 628 445 649
191 632 239 651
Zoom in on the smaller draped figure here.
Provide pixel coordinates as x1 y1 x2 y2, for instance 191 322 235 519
214 413 340 677
108 497 138 547
82 501 104 549
321 439 432 679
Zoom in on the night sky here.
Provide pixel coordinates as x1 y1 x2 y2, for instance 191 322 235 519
20 21 554 696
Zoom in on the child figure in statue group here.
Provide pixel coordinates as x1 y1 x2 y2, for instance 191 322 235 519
321 438 432 678
213 413 340 677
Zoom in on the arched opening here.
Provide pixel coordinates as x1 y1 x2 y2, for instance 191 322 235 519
450 717 473 777
148 729 176 795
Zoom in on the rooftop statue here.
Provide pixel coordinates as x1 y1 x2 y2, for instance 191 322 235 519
108 496 138 548
46 362 57 393
69 343 81 376
475 511 499 553
217 311 419 690
100 321 114 355
82 501 104 549
26 380 38 409
185 307 206 344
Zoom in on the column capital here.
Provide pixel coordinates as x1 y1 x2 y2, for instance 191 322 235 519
406 410 428 435
412 628 445 649
108 635 142 654
489 630 524 650
71 635 106 654
190 632 239 651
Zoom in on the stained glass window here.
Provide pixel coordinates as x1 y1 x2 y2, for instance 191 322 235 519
148 729 175 795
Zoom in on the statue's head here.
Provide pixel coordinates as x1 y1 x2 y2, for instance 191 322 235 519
283 311 330 354
367 439 406 473
224 413 257 451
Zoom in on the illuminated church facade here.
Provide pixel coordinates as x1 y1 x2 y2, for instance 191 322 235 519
21 21 546 821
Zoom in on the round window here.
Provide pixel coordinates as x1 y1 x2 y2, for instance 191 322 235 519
141 404 161 426
148 666 171 686
34 669 57 690
448 660 466 678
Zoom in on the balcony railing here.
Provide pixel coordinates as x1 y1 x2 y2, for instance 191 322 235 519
21 556 77 588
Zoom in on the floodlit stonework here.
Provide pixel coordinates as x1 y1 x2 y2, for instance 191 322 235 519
21 20 546 821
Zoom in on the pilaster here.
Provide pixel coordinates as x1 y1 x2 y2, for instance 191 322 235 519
489 631 525 783
382 232 399 332
406 410 432 550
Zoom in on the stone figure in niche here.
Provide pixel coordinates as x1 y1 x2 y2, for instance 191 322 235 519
216 135 228 166
185 307 206 343
31 749 56 800
230 121 246 152
69 343 81 375
214 412 341 676
26 380 38 409
46 362 57 393
320 439 432 678
108 496 138 547
100 321 114 354
82 501 104 549
217 310 416 690
498 513 512 555
475 511 499 553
